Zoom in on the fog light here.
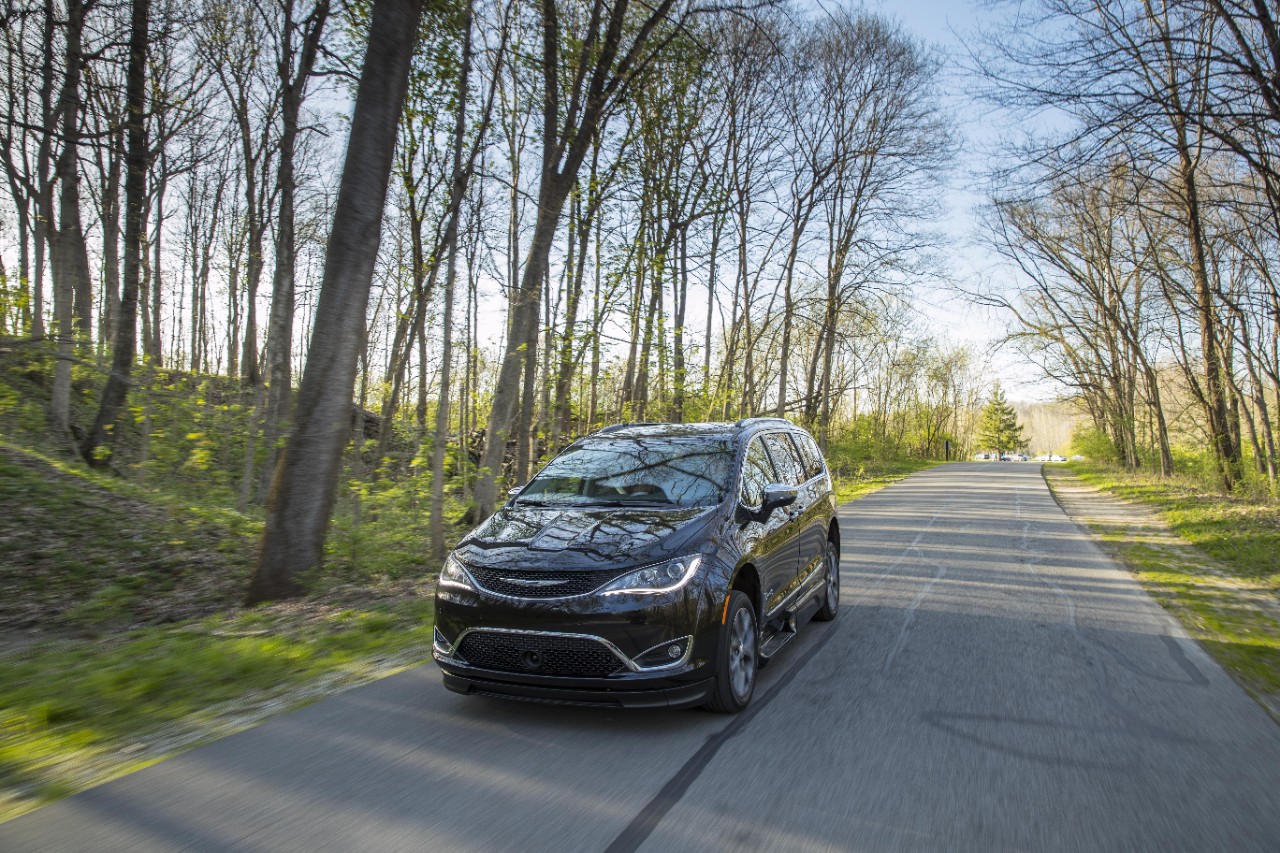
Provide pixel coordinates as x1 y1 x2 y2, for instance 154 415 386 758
632 636 692 669
433 628 456 657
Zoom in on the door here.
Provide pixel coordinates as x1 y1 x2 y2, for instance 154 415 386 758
738 436 799 618
780 432 829 580
759 433 809 614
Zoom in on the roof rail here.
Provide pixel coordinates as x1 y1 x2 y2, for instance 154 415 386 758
734 416 794 428
595 421 666 434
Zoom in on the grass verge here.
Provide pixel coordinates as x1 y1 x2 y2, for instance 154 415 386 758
1047 463 1280 715
829 457 946 504
0 588 435 823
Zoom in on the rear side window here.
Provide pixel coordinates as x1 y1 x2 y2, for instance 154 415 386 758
792 432 827 480
740 437 776 508
763 433 805 486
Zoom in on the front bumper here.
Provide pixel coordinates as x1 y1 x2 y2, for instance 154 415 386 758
433 565 725 707
440 670 715 709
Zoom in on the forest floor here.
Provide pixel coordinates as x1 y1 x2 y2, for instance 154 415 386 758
1045 463 1280 720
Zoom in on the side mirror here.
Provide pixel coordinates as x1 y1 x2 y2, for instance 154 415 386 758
762 483 798 516
737 483 798 523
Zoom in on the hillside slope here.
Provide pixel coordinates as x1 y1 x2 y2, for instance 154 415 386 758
0 445 256 633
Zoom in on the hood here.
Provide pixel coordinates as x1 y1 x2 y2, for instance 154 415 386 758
456 504 717 570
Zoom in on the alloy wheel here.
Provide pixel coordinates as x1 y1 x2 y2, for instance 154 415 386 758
728 605 757 701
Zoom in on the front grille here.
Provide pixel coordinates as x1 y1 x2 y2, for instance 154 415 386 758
468 566 626 598
457 631 625 677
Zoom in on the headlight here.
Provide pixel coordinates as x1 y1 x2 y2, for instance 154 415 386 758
599 555 703 595
439 553 476 590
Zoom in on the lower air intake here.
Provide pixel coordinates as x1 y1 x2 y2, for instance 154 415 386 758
457 632 624 677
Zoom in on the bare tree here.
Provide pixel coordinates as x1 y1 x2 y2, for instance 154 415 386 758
473 0 728 519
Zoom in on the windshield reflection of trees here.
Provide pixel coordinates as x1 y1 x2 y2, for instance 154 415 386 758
522 438 732 507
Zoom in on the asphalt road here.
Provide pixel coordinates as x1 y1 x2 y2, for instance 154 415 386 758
5 462 1280 851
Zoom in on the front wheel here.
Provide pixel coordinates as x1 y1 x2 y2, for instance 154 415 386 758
813 539 839 622
704 590 757 713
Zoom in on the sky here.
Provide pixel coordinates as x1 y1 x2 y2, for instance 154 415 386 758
861 0 1060 403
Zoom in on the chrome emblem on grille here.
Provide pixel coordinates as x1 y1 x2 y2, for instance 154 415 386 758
500 577 568 587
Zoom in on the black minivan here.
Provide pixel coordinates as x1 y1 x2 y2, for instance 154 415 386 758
432 418 840 712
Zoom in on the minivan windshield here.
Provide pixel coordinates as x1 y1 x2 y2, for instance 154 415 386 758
516 437 734 508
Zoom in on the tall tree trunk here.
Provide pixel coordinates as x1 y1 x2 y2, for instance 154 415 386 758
622 205 646 408
1177 134 1240 490
431 0 475 561
635 263 661 418
703 214 721 393
147 162 167 365
249 0 422 604
227 218 242 379
99 125 123 347
49 0 96 440
31 0 54 345
588 213 602 428
672 226 688 421
82 0 150 465
241 178 265 385
260 0 330 497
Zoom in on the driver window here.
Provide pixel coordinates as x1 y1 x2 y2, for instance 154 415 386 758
763 433 805 486
740 438 775 508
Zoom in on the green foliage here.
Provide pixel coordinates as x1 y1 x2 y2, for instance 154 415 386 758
977 384 1026 453
1069 425 1117 464
823 433 946 503
0 271 30 337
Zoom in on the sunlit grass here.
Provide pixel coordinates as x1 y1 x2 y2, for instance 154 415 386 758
0 598 435 822
1053 463 1280 711
829 457 946 504
1067 462 1280 591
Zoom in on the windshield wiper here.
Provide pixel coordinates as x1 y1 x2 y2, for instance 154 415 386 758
577 498 674 508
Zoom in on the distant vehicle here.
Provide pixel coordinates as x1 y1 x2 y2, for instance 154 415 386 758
1034 455 1050 462
1070 454 1085 461
975 452 991 460
433 418 839 713
1050 455 1068 462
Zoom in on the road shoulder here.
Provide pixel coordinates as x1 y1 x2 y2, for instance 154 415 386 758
1043 464 1280 722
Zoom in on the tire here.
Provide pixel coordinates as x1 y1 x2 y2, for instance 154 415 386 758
813 539 840 622
704 590 758 713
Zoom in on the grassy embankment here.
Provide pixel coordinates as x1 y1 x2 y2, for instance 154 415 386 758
0 399 944 822
1053 461 1280 711
0 444 438 822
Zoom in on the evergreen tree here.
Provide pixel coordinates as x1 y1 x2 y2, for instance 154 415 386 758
978 385 1026 456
